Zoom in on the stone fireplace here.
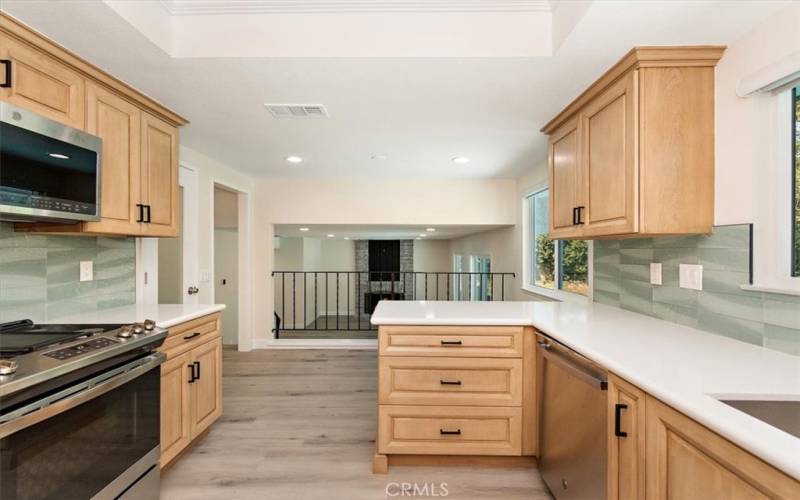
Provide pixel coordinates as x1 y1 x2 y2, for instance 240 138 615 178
355 240 413 315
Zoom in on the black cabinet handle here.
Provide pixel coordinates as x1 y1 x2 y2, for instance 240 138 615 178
572 207 578 225
194 361 201 381
188 363 196 383
440 340 462 346
440 380 462 386
183 332 201 341
145 205 152 223
0 60 11 88
615 403 628 437
440 429 461 435
136 204 144 223
576 206 585 225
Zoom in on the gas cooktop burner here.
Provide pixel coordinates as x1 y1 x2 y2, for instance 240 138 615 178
0 320 127 357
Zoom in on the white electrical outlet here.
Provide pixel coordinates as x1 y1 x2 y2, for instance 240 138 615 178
679 264 703 291
650 263 662 285
79 261 93 282
200 270 210 283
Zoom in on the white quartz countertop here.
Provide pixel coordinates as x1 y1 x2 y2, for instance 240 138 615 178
371 300 800 480
45 303 226 329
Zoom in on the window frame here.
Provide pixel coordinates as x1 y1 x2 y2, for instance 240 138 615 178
791 85 799 277
521 185 592 302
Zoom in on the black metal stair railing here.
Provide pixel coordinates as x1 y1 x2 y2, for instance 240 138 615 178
271 271 516 337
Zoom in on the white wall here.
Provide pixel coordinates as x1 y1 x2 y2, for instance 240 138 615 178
714 4 800 292
214 228 238 344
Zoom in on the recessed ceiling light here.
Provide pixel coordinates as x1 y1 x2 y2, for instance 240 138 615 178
415 237 421 240
327 234 335 238
419 234 427 237
299 227 310 232
285 156 303 164
344 237 350 240
451 156 470 164
426 228 436 232
371 155 388 160
48 153 70 159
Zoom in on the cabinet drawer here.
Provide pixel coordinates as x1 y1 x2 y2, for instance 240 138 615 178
379 357 522 407
379 326 523 358
378 405 522 456
159 314 220 359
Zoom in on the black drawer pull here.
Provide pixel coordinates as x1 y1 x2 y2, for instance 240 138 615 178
440 340 462 346
576 206 585 225
194 361 201 381
615 403 628 437
440 429 461 435
183 332 201 341
440 380 462 386
188 363 196 383
136 203 144 223
144 204 152 223
1 60 11 88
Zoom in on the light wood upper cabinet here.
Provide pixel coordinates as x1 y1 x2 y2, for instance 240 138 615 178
0 32 85 129
644 395 799 499
607 374 646 500
190 337 223 439
83 82 142 235
140 112 179 237
548 116 583 239
160 351 193 467
542 46 724 239
582 70 638 236
2 13 187 238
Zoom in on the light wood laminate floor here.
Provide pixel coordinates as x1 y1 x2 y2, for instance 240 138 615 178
161 349 552 500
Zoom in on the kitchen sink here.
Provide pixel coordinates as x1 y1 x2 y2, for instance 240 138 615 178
718 399 800 438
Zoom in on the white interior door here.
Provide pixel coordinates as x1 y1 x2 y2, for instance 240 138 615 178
179 166 199 304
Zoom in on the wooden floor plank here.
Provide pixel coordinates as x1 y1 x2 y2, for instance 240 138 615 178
161 348 552 500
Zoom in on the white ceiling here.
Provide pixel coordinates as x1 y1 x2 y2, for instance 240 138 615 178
2 0 793 180
274 224 507 240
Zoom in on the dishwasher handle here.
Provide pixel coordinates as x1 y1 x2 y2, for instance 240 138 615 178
540 346 607 390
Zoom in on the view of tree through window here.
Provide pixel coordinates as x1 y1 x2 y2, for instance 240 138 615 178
793 86 799 276
527 190 589 296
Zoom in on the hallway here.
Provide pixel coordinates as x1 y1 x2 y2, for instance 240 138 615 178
161 349 551 500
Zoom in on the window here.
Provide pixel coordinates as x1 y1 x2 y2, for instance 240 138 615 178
525 189 589 296
793 85 799 276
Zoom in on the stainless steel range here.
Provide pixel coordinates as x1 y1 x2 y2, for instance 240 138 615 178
0 319 167 500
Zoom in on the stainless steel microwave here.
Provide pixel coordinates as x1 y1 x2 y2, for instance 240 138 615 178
0 102 102 223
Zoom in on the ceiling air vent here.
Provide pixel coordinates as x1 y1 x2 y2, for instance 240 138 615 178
265 104 329 119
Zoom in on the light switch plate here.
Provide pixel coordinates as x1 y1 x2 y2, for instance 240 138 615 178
650 263 662 285
79 261 93 282
679 264 703 291
200 270 210 283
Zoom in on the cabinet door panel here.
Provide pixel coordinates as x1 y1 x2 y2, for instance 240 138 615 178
645 395 799 499
160 352 192 467
0 33 84 129
190 337 222 439
608 374 646 500
141 112 179 237
582 71 637 236
84 82 142 235
548 116 583 239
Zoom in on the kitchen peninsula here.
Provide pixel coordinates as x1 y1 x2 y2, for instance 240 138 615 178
371 300 800 498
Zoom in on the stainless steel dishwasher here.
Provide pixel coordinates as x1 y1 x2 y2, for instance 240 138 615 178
538 335 608 500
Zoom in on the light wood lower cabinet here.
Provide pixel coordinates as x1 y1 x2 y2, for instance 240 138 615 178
644 395 799 500
159 313 223 468
375 325 536 473
607 374 646 500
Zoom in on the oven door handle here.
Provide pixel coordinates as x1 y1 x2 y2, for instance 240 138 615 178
0 352 166 439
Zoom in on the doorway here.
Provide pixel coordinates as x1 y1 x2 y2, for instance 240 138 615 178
214 186 239 347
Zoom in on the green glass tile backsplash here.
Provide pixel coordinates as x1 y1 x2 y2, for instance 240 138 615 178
593 224 800 356
0 222 136 323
